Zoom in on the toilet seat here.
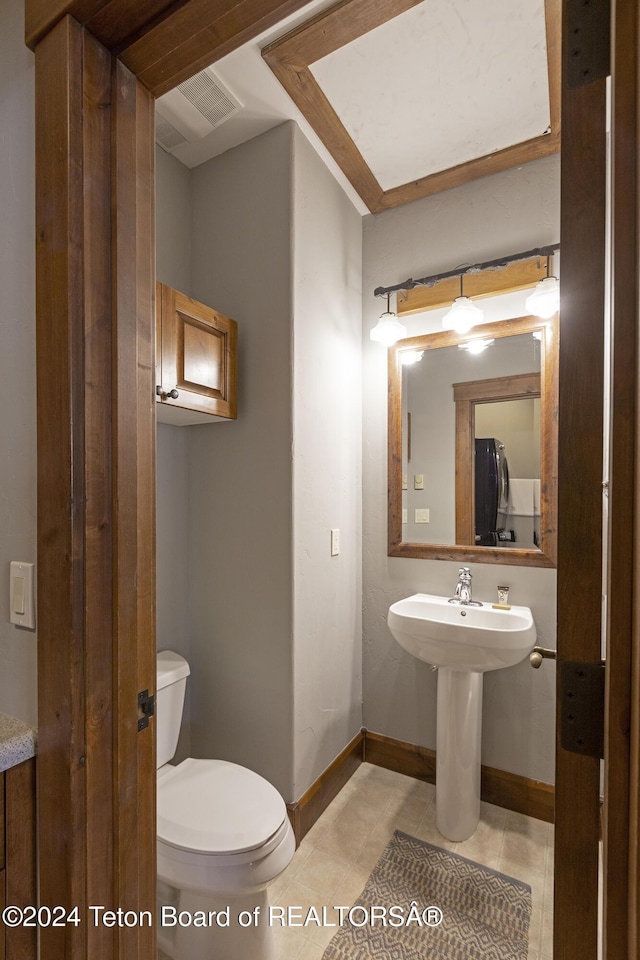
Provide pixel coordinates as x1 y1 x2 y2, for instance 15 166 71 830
157 758 288 858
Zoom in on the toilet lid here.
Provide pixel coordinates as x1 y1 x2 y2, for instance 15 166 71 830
157 758 287 855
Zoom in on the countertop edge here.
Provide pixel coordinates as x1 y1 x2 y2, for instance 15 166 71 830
0 712 38 773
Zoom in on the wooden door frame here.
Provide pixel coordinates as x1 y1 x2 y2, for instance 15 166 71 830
27 1 639 958
554 0 606 952
555 0 639 957
606 0 640 955
28 3 311 959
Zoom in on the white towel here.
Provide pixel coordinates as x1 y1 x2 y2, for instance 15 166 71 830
508 478 535 517
533 479 541 517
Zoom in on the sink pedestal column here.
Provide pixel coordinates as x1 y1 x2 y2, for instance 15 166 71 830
436 668 483 842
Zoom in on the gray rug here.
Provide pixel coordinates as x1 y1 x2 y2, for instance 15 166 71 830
323 830 531 959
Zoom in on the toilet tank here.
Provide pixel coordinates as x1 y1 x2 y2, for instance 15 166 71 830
156 650 190 769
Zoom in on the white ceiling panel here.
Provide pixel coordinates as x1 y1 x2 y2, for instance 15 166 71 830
310 0 551 190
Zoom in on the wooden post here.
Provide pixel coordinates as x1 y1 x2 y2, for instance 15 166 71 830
35 17 155 958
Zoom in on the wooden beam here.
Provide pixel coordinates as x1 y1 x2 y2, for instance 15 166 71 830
25 0 108 49
119 0 315 96
263 0 562 213
397 257 549 316
36 21 97 954
112 58 157 960
604 0 640 955
35 16 156 959
26 0 315 98
554 0 607 954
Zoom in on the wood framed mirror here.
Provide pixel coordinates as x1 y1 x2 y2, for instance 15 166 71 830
388 314 558 566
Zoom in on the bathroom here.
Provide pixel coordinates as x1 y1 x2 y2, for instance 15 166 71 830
0 0 631 958
153 109 558 960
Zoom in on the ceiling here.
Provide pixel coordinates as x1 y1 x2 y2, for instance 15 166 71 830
155 0 560 215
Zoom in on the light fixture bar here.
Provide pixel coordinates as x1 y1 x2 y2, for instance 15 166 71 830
373 243 560 299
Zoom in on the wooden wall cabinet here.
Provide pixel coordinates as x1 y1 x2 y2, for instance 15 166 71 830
1 759 37 960
156 283 238 426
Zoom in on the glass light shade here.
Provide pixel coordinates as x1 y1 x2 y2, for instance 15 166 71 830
458 338 495 355
525 276 559 319
400 350 424 365
370 311 408 346
442 296 483 334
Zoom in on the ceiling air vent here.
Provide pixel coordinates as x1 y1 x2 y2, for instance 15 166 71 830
155 112 188 151
155 67 242 150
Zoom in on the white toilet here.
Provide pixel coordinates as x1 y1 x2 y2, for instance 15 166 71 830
156 650 295 960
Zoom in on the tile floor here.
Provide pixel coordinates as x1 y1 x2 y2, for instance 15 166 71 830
159 761 554 960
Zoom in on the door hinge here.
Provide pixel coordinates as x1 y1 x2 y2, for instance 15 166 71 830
559 661 605 758
567 0 611 88
138 690 155 732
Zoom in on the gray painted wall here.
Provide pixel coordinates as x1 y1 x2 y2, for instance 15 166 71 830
156 123 364 801
0 0 37 725
156 147 192 294
156 146 193 760
291 127 363 798
362 156 559 783
187 125 296 798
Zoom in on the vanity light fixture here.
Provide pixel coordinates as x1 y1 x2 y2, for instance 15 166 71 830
458 338 495 355
400 350 424 365
525 257 560 319
442 275 483 334
369 292 408 346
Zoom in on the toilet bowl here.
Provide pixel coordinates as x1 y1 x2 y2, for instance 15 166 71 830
156 650 295 960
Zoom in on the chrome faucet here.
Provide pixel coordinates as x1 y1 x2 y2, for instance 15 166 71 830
448 567 482 606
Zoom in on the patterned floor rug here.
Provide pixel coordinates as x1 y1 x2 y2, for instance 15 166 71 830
322 830 531 960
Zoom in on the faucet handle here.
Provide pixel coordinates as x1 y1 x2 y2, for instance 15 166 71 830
458 567 472 579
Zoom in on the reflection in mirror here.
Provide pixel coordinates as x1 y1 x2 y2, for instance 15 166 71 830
388 315 558 567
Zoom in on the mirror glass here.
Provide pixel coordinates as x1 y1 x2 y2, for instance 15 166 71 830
388 315 558 567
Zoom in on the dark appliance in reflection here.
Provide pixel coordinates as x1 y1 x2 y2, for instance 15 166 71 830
474 438 514 546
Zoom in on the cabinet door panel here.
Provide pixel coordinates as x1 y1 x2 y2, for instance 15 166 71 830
158 284 237 418
181 315 225 394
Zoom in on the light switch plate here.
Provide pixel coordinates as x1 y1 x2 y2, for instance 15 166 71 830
415 508 430 523
10 561 36 629
330 529 340 556
414 474 424 490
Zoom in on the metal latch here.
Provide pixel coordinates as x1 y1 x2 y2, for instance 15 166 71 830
560 661 605 758
138 690 155 732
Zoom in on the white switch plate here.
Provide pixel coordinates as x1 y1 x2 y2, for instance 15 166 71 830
402 474 408 490
10 561 36 629
414 474 424 490
415 508 430 523
402 509 408 523
330 529 340 556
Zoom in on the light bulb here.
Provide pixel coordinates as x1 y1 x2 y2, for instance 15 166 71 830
369 310 408 346
442 296 483 334
458 338 494 355
525 276 559 319
400 350 424 365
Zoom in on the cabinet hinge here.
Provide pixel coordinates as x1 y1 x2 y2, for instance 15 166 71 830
567 0 611 88
138 690 155 732
559 661 605 758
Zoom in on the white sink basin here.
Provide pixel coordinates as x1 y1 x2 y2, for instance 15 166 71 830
388 593 536 673
387 591 538 842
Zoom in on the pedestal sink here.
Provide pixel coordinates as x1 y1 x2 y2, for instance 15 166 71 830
387 594 536 841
